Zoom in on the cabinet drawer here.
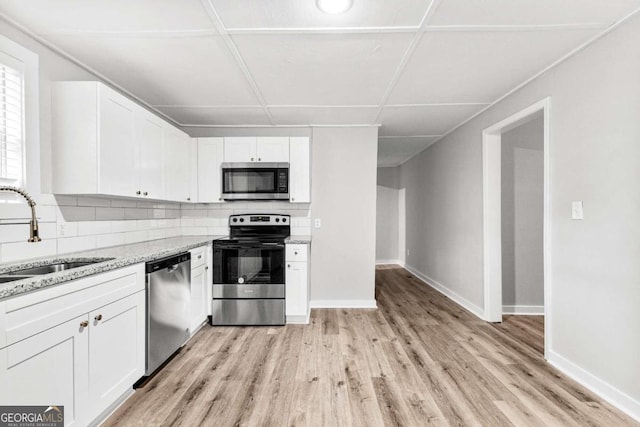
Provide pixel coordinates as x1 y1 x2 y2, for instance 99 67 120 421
286 244 308 262
190 245 208 269
3 264 145 347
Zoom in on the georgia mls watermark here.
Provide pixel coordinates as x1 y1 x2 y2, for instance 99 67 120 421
0 406 64 427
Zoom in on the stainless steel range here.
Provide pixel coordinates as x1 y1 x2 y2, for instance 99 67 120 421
211 214 289 326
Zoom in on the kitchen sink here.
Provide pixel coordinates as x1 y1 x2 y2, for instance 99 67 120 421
0 258 115 282
0 276 32 283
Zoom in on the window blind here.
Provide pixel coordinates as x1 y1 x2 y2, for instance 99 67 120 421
0 61 24 184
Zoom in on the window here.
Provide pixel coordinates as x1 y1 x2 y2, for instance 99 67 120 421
0 60 24 185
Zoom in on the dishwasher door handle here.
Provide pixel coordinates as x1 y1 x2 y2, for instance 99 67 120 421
166 264 179 273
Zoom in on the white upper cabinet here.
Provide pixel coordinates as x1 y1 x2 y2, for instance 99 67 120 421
98 87 137 197
197 137 224 203
257 137 290 162
224 137 289 163
289 137 311 203
224 137 256 162
52 81 183 201
163 125 191 202
134 108 165 199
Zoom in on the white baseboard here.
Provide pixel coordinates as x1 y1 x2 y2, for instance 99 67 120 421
548 350 640 423
309 299 378 309
376 259 404 266
286 312 310 324
502 305 544 315
89 388 134 427
404 264 485 320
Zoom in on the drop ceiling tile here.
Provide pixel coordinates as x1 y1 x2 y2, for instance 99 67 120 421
389 28 599 104
0 0 214 32
232 33 414 105
268 106 378 125
210 0 432 29
429 0 640 26
378 136 440 166
378 104 487 136
156 106 271 126
46 35 260 106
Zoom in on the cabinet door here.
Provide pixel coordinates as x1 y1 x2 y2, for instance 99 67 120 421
285 261 308 319
135 109 165 199
164 125 191 202
197 137 224 203
190 263 207 334
289 137 310 203
88 292 145 418
0 315 89 427
224 137 256 162
99 86 137 197
257 137 289 162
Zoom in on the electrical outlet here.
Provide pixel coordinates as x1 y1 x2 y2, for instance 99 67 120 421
571 201 584 220
314 218 322 228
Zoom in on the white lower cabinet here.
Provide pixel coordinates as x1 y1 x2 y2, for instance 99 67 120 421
190 245 210 334
88 292 145 420
285 244 310 324
0 315 89 426
0 264 145 427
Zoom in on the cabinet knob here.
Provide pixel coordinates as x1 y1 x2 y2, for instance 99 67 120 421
205 266 209 270
136 190 141 195
95 314 103 321
198 255 202 259
80 320 89 328
143 191 148 196
258 158 261 161
218 197 222 201
294 251 298 255
291 197 295 201
288 264 291 268
187 197 191 201
251 157 254 162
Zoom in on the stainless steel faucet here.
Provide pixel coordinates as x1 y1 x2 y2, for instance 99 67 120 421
0 186 41 242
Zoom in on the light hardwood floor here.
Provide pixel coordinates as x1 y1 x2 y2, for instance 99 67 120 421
104 266 637 426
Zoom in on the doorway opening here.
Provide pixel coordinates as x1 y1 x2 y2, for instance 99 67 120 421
482 98 551 359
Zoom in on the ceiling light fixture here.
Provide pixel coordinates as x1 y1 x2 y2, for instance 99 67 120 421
316 0 353 14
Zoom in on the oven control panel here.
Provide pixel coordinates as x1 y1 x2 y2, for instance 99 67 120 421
229 214 290 226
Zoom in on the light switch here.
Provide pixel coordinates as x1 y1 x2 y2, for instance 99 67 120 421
314 218 322 228
571 201 584 220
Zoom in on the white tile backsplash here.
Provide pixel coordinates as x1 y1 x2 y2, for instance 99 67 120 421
0 196 311 263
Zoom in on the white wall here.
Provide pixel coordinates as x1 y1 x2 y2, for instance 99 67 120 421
310 127 378 306
400 14 640 419
376 167 400 263
501 117 544 308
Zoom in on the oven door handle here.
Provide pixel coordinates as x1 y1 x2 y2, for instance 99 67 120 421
216 243 284 249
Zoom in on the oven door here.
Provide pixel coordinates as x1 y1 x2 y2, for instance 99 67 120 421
213 243 285 298
221 163 289 200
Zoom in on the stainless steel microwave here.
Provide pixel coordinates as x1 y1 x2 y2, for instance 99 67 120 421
221 162 289 200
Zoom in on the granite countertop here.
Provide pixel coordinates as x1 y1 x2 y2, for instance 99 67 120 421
0 236 225 300
285 235 311 244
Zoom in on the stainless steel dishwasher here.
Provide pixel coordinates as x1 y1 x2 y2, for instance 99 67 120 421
145 252 191 376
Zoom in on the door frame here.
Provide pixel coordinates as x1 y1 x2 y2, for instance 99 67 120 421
482 97 551 359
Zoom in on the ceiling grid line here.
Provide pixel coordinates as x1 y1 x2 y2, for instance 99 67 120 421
428 5 640 152
372 0 443 123
198 0 276 125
